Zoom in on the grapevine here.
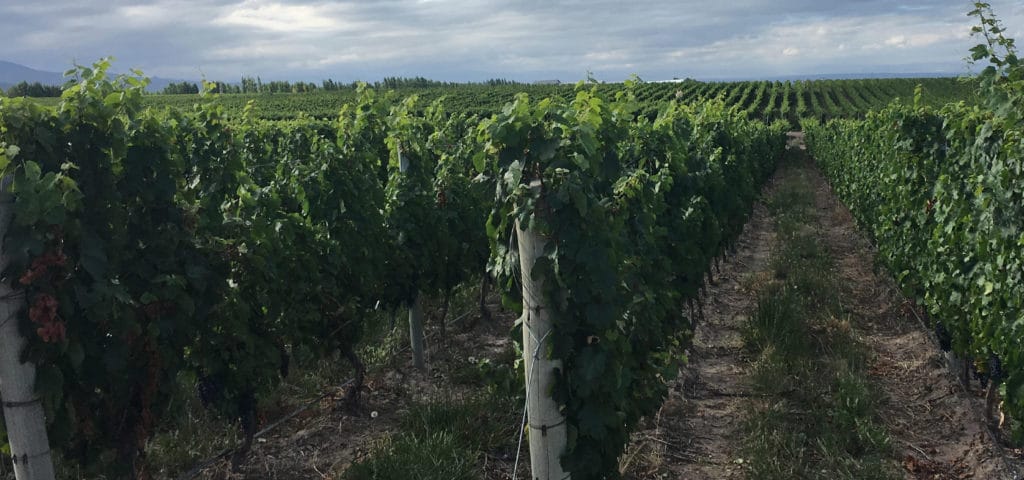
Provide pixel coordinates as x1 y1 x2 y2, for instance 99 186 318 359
804 2 1024 441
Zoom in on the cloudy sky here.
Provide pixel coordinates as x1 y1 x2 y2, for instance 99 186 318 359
1 0 1022 82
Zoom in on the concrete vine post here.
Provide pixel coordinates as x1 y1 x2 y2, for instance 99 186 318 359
398 146 426 370
408 294 425 370
516 189 570 480
0 180 56 480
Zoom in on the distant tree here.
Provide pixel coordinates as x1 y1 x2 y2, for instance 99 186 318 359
201 81 239 94
485 78 522 86
376 76 453 89
162 81 200 94
240 76 258 93
5 81 62 97
262 80 291 93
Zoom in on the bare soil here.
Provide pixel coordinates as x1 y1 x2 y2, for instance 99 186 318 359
620 208 775 479
625 132 1024 479
621 145 782 480
807 144 1024 480
187 298 526 480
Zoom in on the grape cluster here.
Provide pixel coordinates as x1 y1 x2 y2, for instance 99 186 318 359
18 249 67 285
934 321 952 352
989 354 1004 384
28 293 64 343
975 361 990 388
18 231 70 343
196 375 224 408
141 300 176 320
973 354 1004 389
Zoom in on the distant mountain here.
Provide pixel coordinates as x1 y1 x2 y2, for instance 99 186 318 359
0 60 187 92
0 60 63 88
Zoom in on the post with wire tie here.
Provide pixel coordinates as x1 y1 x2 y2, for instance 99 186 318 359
516 179 570 480
398 144 426 370
0 175 57 480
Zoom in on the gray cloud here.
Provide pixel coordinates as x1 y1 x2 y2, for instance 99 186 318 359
0 0 1020 82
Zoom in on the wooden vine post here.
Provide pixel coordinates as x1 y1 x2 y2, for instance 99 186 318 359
398 146 426 370
0 180 56 480
516 181 569 480
408 294 425 370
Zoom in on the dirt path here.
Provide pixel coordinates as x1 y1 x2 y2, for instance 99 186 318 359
627 132 1024 479
806 140 1024 479
622 142 786 479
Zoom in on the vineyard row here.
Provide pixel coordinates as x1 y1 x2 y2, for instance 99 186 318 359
0 65 785 479
20 76 979 125
804 50 1024 442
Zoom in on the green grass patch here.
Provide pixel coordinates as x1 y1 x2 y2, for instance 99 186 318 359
344 431 479 480
345 393 520 480
740 152 897 480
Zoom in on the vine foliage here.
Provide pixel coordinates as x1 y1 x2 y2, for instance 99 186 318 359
480 82 784 477
805 2 1024 441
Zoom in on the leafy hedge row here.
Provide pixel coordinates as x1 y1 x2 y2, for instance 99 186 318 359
0 62 489 477
804 8 1024 438
482 84 786 477
0 60 787 478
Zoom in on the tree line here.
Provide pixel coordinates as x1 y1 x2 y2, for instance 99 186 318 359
159 76 526 95
0 81 63 98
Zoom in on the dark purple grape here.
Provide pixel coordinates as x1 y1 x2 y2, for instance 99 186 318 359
974 361 990 389
934 322 952 352
197 375 223 407
989 354 1003 383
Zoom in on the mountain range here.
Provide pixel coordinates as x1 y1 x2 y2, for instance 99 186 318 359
0 60 182 92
